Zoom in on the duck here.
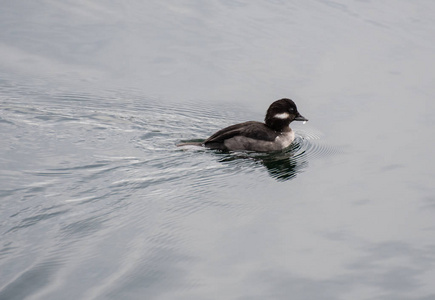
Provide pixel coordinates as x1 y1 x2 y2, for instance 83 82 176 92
178 98 308 152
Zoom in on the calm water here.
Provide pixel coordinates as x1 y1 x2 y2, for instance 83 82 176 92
1 1 435 299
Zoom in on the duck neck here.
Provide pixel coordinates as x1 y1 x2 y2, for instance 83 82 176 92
265 118 291 132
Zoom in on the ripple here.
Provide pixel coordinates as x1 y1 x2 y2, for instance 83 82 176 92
0 259 62 300
294 128 343 159
5 209 70 234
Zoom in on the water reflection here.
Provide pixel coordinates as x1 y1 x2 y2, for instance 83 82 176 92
261 151 308 181
216 140 309 181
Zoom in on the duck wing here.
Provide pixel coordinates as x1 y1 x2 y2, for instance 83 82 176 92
204 121 276 144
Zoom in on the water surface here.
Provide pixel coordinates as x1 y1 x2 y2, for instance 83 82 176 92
1 1 435 299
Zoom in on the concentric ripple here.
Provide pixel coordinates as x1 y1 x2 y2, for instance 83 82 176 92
294 128 343 159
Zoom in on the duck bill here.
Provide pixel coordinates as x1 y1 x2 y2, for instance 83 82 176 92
294 114 308 122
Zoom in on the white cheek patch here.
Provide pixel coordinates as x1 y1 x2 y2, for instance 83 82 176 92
273 112 290 119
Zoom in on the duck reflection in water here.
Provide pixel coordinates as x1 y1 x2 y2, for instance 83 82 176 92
216 139 308 181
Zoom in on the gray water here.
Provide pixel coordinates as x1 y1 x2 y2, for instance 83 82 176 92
1 1 435 299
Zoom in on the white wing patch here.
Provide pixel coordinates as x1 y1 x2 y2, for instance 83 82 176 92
273 112 290 119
